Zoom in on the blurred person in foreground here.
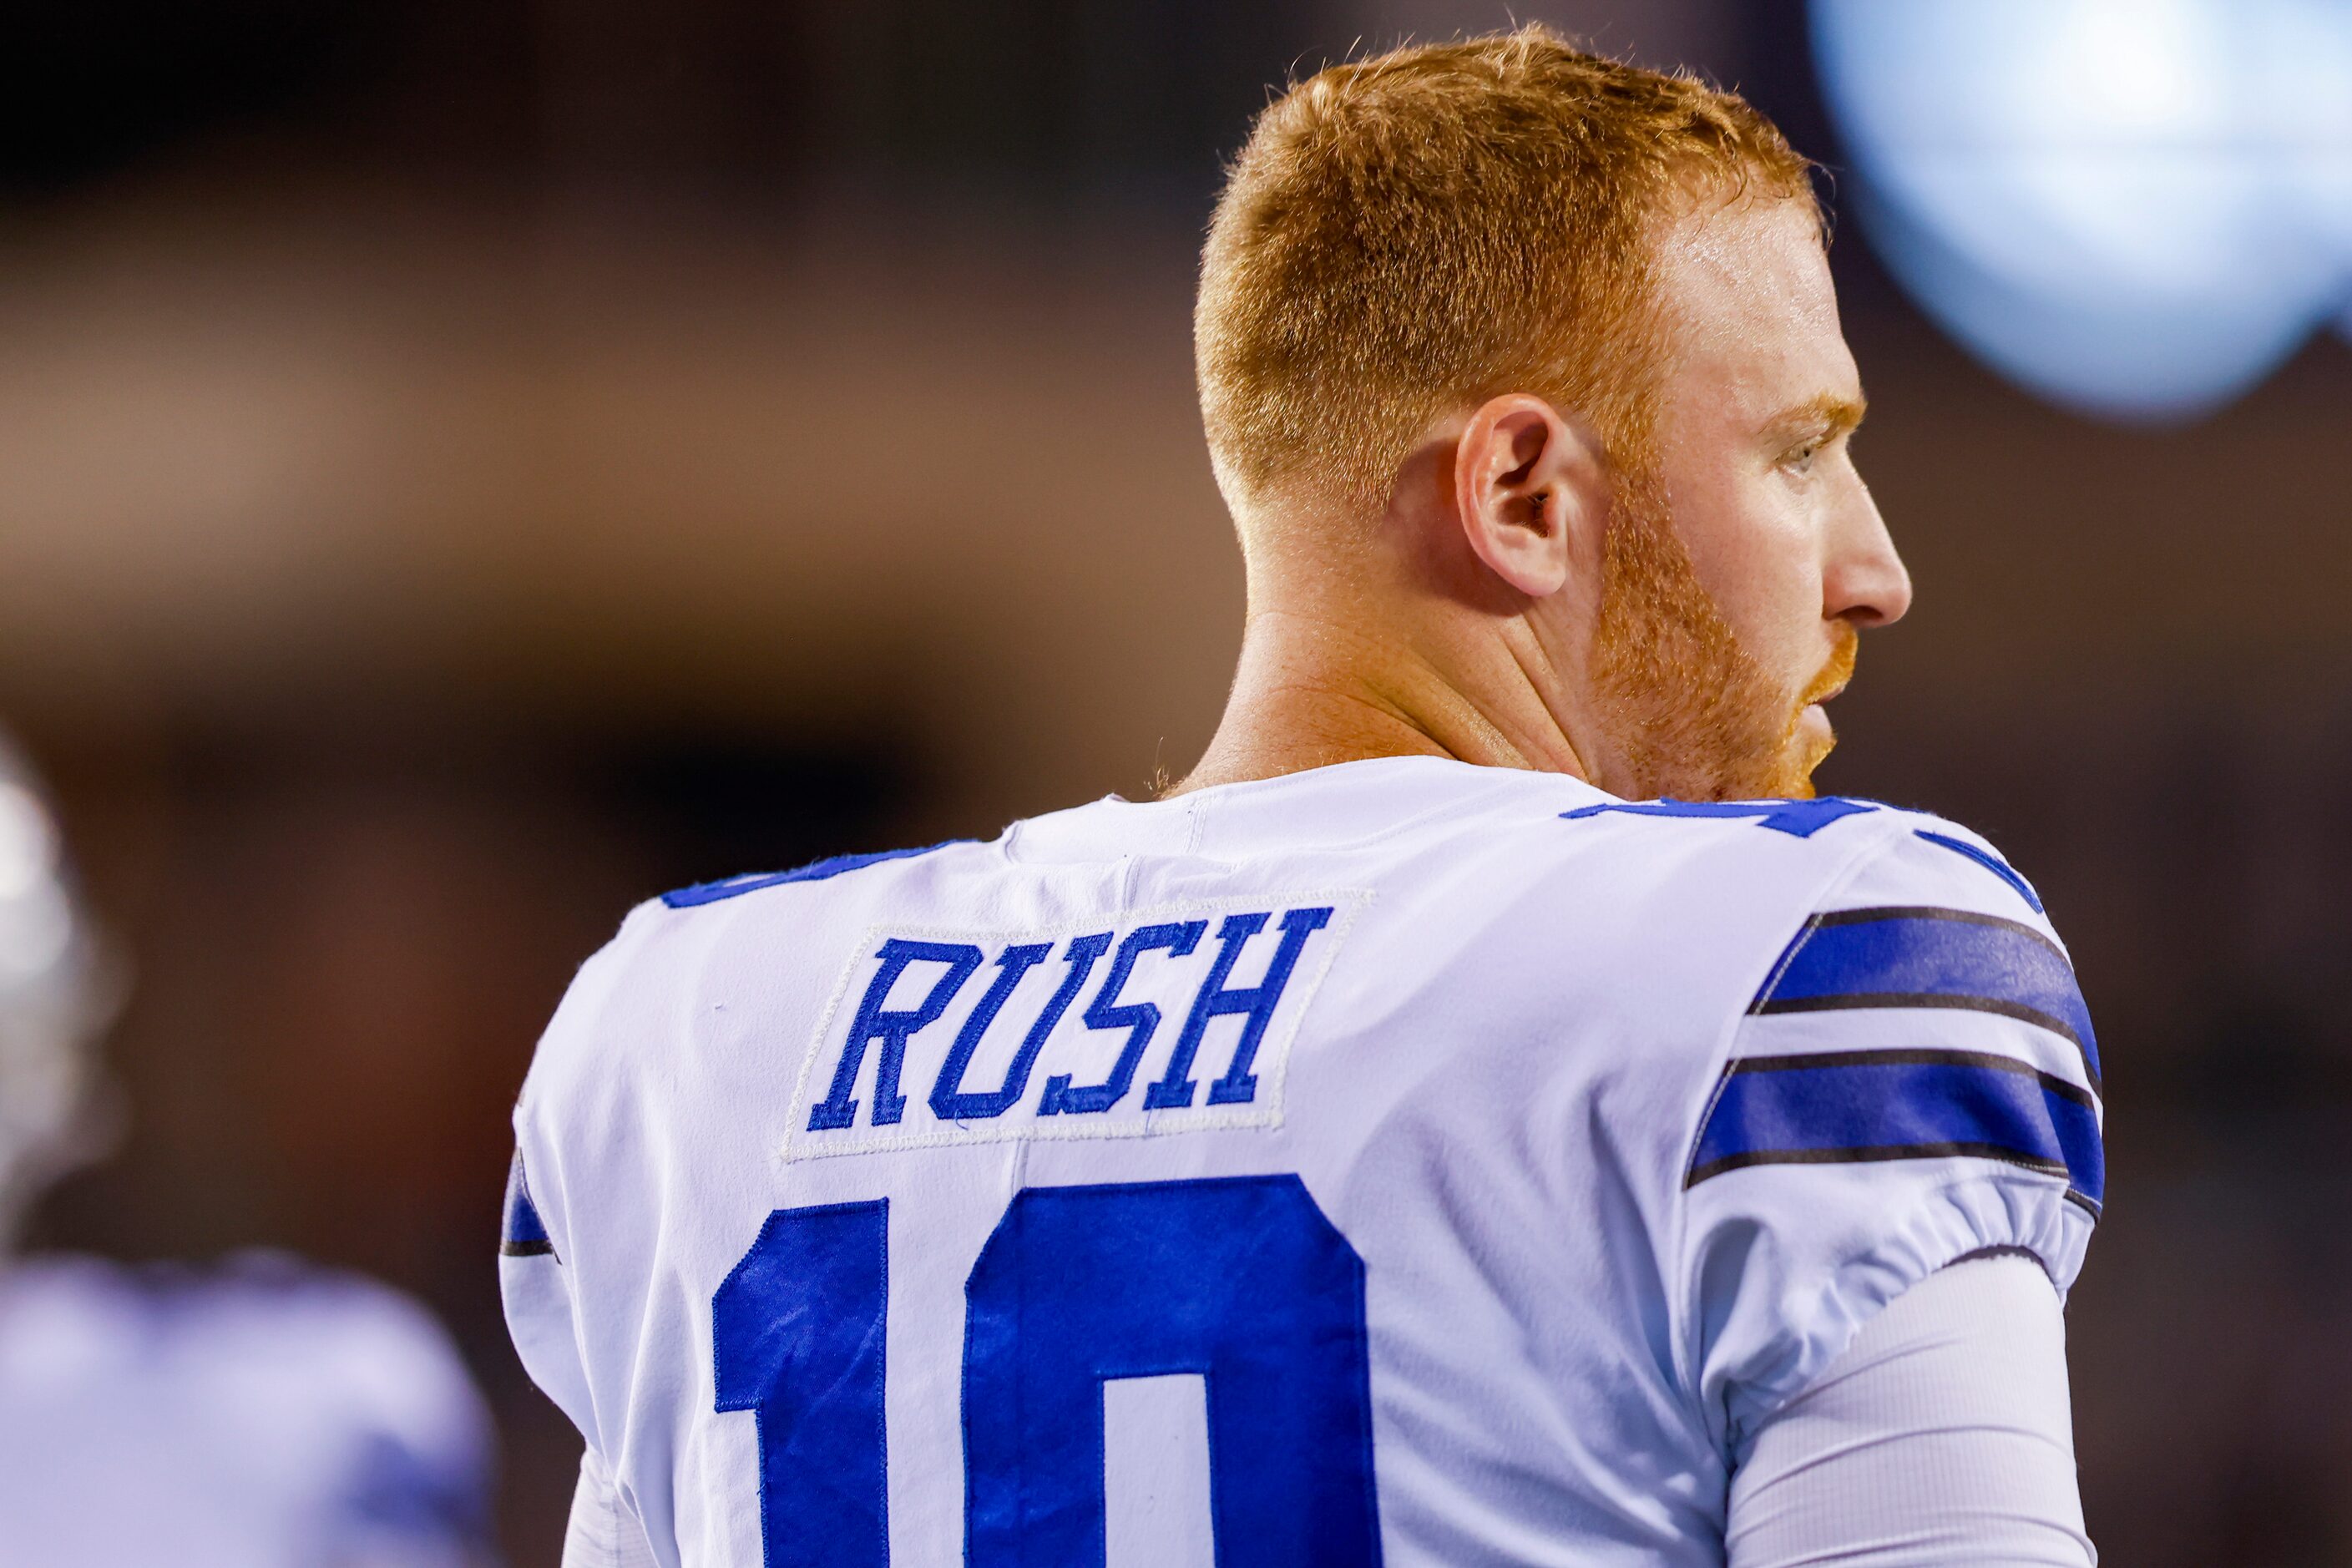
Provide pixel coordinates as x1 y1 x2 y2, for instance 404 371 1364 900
0 736 500 1567
505 28 2101 1567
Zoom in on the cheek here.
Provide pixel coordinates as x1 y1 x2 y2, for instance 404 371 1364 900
1673 467 1825 677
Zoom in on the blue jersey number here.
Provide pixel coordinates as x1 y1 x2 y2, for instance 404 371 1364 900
713 1202 893 1568
713 1176 1383 1566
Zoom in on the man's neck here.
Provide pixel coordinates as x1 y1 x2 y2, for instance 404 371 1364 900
1167 608 1591 796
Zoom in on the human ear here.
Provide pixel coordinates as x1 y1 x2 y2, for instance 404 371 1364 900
1452 393 1606 600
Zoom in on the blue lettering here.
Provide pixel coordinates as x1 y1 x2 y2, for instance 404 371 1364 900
1039 922 1206 1115
1150 906 1335 1110
807 939 982 1130
928 934 1110 1121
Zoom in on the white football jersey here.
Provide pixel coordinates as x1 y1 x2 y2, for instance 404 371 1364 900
0 1251 496 1566
503 756 2102 1567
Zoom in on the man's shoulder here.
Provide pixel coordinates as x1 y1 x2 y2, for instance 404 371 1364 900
652 837 989 913
1667 804 2100 1444
0 1253 492 1554
2 1251 488 1437
1405 779 2049 951
521 837 1002 1086
1466 787 2075 1083
1546 790 2051 924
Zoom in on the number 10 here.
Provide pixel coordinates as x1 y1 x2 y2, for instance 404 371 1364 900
712 1175 1384 1565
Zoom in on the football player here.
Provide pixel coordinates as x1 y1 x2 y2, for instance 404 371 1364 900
505 28 2101 1566
0 734 502 1567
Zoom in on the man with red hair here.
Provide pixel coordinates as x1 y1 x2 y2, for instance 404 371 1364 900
508 29 2100 1565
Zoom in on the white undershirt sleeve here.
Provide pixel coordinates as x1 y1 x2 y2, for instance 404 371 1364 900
1727 1253 2096 1568
561 1447 661 1568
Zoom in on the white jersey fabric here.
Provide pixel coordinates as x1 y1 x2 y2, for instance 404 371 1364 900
503 756 2103 1566
0 1251 497 1566
1729 1252 2092 1566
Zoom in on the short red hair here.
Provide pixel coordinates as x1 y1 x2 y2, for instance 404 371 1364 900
1196 25 1817 518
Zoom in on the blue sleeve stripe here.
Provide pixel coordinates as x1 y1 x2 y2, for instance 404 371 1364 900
660 840 973 908
1687 1048 2103 1212
501 1154 554 1258
1753 905 2099 1090
1913 829 2045 913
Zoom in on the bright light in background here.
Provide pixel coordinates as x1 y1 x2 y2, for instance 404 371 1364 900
1812 0 2352 421
0 784 68 987
0 786 55 905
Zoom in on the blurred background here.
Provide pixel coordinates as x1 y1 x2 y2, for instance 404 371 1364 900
6 0 2350 1560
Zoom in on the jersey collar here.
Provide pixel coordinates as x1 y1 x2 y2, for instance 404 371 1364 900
1004 756 1611 865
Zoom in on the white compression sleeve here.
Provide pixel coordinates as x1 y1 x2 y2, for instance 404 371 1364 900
562 1447 661 1568
1727 1253 2096 1568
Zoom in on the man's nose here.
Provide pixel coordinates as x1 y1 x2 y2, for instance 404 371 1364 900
1824 478 1912 629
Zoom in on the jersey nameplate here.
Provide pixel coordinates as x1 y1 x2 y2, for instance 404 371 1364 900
782 893 1364 1160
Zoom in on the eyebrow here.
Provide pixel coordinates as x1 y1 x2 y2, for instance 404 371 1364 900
1766 392 1867 443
